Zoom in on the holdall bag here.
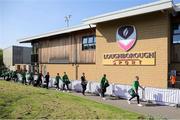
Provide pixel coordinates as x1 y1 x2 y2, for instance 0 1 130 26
105 82 109 88
66 80 71 84
54 81 57 85
81 80 88 85
128 88 135 96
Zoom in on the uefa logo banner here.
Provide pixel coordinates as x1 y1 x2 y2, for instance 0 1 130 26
116 25 136 51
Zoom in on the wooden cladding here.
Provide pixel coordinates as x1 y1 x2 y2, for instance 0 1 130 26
37 29 96 64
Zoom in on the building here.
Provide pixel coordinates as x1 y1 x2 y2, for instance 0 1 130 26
3 46 31 70
20 0 180 88
20 24 96 77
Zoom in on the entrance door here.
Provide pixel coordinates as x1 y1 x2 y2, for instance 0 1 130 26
170 20 180 88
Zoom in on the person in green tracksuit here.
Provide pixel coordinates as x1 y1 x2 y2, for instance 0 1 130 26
62 72 70 91
6 71 10 81
100 74 109 100
9 71 13 80
21 71 27 85
12 71 18 82
55 73 61 90
127 76 144 107
28 72 34 85
2 71 6 80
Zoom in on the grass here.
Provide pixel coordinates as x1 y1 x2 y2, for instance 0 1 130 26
0 80 145 119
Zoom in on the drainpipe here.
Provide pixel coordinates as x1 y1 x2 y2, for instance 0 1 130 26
74 35 78 80
71 34 78 80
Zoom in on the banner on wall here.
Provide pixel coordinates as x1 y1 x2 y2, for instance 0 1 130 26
103 51 156 66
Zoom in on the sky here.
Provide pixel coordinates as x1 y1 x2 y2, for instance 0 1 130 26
0 0 180 49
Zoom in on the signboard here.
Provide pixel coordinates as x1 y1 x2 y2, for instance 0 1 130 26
103 51 156 66
116 25 136 51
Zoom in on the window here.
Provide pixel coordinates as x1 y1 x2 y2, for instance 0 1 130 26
172 23 180 62
173 24 180 44
82 36 96 50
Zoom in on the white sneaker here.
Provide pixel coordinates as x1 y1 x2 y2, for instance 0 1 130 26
102 97 106 100
137 104 143 107
127 100 131 104
63 90 65 92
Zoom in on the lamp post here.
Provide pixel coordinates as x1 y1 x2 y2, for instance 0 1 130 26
65 15 72 27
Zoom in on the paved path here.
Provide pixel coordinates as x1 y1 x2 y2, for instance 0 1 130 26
68 92 180 119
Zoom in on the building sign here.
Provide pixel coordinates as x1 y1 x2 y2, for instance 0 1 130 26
103 51 156 66
116 25 136 51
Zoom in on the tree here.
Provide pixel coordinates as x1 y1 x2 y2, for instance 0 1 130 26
0 49 4 68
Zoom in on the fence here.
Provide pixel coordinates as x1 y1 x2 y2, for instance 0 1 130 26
15 74 180 106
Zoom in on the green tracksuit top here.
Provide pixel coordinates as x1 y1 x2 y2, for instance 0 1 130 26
56 75 61 83
132 80 139 91
62 74 69 83
100 77 108 88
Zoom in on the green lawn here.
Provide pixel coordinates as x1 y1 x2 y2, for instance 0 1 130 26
0 80 144 119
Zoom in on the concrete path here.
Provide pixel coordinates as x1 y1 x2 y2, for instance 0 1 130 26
68 92 180 119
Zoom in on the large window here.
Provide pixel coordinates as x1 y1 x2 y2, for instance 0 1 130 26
82 36 96 50
173 24 180 44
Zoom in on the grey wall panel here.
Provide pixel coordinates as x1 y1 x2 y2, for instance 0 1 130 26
13 46 23 65
22 47 31 64
3 46 32 68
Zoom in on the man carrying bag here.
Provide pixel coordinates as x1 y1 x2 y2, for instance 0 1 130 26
100 74 109 100
127 76 144 107
62 72 71 92
55 73 61 90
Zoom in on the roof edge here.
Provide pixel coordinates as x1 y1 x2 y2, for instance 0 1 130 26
82 0 173 24
19 24 96 43
174 3 180 11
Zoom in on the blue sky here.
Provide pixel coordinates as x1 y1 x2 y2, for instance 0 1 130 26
0 0 180 49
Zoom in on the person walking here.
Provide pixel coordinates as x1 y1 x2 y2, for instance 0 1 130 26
6 71 10 81
36 71 43 87
170 74 176 88
2 70 6 80
21 70 27 85
28 72 34 85
13 70 18 82
81 73 88 95
45 72 50 89
100 74 109 100
55 73 61 90
62 72 71 92
127 76 144 107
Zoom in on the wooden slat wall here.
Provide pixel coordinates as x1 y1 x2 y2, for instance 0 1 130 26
37 29 96 64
